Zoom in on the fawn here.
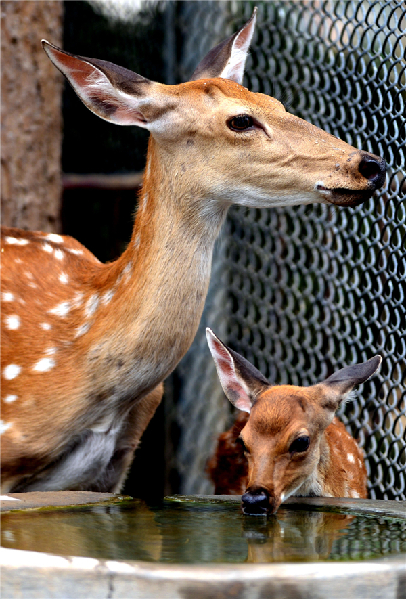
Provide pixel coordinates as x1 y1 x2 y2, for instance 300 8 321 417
206 328 381 515
1 10 385 493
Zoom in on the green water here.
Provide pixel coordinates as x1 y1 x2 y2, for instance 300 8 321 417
2 499 406 564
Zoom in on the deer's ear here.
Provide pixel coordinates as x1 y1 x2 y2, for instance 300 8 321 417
317 356 382 413
190 8 257 84
206 328 269 413
42 40 164 129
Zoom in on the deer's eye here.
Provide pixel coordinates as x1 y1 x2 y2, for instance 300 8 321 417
289 436 310 454
228 115 254 131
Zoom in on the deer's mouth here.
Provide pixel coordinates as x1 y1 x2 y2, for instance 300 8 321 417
316 184 374 207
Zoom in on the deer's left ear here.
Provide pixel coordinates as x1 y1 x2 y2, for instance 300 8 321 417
190 8 257 84
317 355 382 413
206 328 269 413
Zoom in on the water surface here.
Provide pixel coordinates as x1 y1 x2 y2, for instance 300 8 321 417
2 499 406 563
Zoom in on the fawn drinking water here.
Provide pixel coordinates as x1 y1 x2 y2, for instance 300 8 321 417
206 328 381 515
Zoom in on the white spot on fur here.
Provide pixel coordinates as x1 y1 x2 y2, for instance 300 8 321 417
85 294 99 318
68 248 83 255
33 357 55 372
29 282 37 289
3 395 17 403
2 292 14 302
45 348 57 356
54 249 64 261
24 271 33 279
5 237 29 246
0 421 12 434
347 453 355 464
40 322 52 330
42 243 53 253
59 272 69 284
49 301 71 317
133 233 140 248
3 364 21 380
72 292 84 308
75 322 90 338
45 233 63 243
5 315 20 330
350 490 360 498
101 289 114 305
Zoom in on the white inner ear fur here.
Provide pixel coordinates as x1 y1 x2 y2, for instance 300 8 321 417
82 69 149 127
220 48 251 84
341 389 357 405
82 68 177 135
219 13 256 84
207 331 252 413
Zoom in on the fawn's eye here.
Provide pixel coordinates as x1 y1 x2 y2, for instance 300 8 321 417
289 436 310 454
228 115 254 131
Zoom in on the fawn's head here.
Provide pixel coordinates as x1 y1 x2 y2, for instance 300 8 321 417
207 328 381 515
42 9 385 213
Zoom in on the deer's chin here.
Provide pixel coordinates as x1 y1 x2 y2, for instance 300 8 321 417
316 184 374 207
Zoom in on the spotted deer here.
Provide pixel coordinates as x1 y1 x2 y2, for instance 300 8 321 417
206 329 381 515
1 11 386 494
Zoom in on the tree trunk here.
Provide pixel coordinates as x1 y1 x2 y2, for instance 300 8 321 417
1 1 63 232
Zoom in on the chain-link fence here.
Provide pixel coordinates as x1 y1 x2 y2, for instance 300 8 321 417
170 0 406 500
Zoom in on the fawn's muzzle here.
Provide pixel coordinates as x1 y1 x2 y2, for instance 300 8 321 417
242 488 271 515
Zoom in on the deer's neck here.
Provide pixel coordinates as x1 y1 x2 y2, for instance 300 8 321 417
84 142 228 402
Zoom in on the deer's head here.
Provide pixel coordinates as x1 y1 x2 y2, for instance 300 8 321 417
42 9 385 213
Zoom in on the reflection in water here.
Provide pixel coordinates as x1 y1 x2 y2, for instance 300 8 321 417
243 510 354 562
1 500 406 564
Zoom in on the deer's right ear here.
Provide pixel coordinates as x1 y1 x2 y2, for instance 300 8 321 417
42 40 158 128
206 328 269 413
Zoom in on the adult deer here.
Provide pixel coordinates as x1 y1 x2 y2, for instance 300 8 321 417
206 329 381 515
1 11 385 493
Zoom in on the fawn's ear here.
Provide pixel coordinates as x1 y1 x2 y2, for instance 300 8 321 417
206 328 269 413
42 40 170 130
190 8 257 84
317 355 382 414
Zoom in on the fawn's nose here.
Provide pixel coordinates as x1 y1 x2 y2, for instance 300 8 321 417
359 152 386 189
242 488 270 515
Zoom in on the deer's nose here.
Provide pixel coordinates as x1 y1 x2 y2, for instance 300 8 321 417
242 488 270 515
359 152 386 189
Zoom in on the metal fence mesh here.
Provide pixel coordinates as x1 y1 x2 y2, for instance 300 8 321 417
172 0 405 500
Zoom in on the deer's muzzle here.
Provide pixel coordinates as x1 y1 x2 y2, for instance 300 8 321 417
317 151 386 207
